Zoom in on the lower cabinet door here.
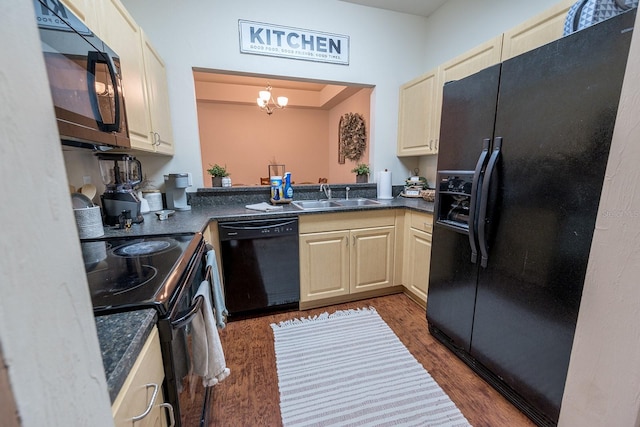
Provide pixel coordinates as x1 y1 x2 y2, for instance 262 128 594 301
406 227 432 304
112 327 168 427
350 226 395 293
299 230 350 302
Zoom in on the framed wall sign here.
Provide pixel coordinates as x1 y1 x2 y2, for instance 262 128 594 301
239 20 350 65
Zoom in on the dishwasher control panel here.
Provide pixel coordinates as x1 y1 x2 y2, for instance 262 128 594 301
218 218 299 241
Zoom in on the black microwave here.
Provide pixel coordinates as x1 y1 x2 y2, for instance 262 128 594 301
35 0 130 150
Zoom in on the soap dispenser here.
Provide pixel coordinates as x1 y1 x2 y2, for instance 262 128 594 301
283 172 293 200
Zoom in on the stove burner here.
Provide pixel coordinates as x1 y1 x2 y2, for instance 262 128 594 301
88 264 159 295
112 240 175 257
112 265 158 294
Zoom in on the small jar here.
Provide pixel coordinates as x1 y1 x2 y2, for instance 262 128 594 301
222 176 232 187
270 176 283 200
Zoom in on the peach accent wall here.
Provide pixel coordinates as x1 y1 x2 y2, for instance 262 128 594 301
197 102 330 186
329 88 372 183
197 89 371 186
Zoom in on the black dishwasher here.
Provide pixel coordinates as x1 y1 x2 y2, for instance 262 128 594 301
218 218 300 318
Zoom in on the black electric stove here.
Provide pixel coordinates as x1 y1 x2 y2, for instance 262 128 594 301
81 233 203 316
82 231 212 426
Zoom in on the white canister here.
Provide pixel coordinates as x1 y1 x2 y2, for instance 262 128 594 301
143 191 163 212
222 176 232 187
137 191 150 213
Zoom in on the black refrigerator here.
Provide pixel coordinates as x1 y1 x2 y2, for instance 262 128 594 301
426 10 636 427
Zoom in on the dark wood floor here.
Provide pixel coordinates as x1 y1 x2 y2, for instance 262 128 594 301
207 293 535 426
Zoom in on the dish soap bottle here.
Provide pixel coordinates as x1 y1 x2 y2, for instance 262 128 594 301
283 172 293 200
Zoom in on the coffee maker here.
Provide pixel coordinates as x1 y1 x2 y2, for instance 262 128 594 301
164 173 192 211
96 153 144 225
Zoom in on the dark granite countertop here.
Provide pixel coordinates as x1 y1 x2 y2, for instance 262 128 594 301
92 187 434 402
95 309 157 402
93 193 434 240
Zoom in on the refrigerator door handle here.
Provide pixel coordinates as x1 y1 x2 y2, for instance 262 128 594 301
469 138 491 263
478 136 502 268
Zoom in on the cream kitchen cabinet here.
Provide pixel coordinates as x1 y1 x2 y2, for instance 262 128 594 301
440 35 504 85
397 69 440 156
299 211 396 305
99 0 151 152
299 230 350 301
60 0 98 29
397 36 502 157
502 0 575 61
98 0 174 155
141 30 174 155
112 327 173 427
397 1 571 158
403 211 433 306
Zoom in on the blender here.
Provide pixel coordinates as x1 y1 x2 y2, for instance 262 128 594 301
96 153 144 226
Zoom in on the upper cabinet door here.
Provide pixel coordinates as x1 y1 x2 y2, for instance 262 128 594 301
141 31 174 155
60 0 97 30
440 35 504 85
397 69 439 157
502 0 576 61
99 0 153 152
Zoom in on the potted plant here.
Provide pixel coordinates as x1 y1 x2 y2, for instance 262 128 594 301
207 163 229 187
351 163 370 183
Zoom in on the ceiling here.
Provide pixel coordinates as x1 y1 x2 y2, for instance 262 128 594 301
193 70 328 92
193 69 370 110
339 0 448 17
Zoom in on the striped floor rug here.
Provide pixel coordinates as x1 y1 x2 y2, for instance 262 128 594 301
270 307 471 427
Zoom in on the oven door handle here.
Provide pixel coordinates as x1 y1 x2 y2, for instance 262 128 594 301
171 293 204 329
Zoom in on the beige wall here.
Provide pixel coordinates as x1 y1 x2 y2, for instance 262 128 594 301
559 11 640 427
197 89 371 186
1 2 113 425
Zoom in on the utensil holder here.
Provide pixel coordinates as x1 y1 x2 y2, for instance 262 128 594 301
74 206 104 238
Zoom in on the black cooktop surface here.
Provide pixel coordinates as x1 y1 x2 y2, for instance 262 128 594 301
81 233 201 315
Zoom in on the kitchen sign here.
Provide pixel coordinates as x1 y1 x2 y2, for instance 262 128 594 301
239 20 349 65
34 0 91 35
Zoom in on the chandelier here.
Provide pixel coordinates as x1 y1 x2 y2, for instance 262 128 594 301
257 84 288 115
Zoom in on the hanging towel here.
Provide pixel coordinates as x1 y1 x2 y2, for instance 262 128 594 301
245 202 283 212
191 280 231 387
207 249 228 329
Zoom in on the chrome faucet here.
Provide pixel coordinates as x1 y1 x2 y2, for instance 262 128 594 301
345 186 350 200
320 183 332 199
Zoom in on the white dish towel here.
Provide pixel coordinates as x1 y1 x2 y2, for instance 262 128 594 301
207 249 228 329
192 280 231 387
245 202 283 212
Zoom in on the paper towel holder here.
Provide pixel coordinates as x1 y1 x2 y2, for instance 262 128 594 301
377 169 394 200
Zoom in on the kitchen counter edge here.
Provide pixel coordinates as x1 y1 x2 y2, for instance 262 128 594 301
95 309 157 403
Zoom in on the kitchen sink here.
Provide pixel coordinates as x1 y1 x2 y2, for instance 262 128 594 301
292 198 381 210
333 198 381 207
292 200 342 210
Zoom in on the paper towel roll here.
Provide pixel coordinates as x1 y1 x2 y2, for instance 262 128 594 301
377 169 393 199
